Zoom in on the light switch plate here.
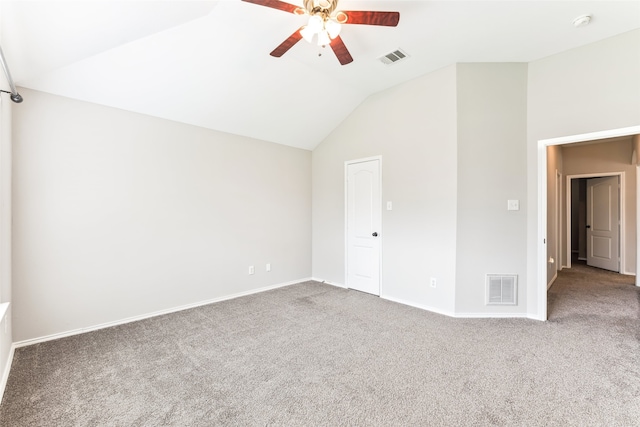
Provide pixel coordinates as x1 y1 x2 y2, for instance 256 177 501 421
507 199 520 211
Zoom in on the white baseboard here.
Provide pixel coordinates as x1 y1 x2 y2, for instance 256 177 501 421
547 272 558 290
381 295 456 317
13 278 312 349
311 277 347 289
382 295 530 319
0 344 15 404
455 312 530 319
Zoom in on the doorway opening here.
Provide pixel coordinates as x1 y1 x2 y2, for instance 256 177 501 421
566 174 623 273
537 125 640 320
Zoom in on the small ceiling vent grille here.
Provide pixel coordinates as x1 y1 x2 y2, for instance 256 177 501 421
486 274 518 305
379 48 409 65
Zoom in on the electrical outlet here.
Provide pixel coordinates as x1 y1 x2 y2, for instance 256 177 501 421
266 263 271 272
430 277 437 288
249 266 255 275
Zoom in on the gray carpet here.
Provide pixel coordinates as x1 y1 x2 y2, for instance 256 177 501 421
1 264 639 426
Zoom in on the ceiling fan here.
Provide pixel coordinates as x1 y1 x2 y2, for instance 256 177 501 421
242 0 400 65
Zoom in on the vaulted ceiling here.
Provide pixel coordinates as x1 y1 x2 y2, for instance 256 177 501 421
2 1 639 150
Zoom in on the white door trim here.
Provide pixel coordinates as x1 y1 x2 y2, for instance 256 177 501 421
344 155 383 295
565 172 625 272
537 125 640 321
556 170 562 273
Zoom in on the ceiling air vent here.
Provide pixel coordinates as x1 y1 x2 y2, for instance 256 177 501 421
379 48 409 65
486 274 518 305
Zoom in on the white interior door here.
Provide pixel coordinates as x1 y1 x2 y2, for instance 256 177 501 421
587 176 619 271
346 159 381 295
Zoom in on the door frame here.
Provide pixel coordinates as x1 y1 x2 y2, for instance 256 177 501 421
537 125 640 320
565 173 625 272
344 155 383 295
556 170 562 275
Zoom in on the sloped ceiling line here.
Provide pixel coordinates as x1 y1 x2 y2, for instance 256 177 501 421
2 0 639 150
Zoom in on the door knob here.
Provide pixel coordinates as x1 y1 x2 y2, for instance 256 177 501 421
372 232 378 237
586 225 591 229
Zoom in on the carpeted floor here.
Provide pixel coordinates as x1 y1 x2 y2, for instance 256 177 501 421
1 264 639 426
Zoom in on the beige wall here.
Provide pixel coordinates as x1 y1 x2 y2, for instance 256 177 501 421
0 95 13 391
313 63 528 316
8 29 640 343
561 138 637 275
312 65 458 314
455 63 528 314
527 29 640 317
0 97 11 306
12 88 312 342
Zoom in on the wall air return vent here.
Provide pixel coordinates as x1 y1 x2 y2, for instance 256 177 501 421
379 48 409 65
486 274 518 305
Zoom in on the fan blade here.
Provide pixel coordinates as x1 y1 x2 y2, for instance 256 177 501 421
330 36 353 65
342 11 400 26
241 0 300 14
270 28 304 57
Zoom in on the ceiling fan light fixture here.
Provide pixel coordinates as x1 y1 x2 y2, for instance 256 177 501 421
300 26 315 43
326 19 341 38
317 29 331 46
307 15 323 32
241 0 400 65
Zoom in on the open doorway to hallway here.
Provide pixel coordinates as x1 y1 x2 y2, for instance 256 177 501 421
558 137 635 277
538 126 640 321
548 140 636 321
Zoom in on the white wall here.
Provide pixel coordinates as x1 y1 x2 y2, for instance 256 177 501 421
0 1 15 393
0 96 10 306
0 94 13 395
313 63 529 317
9 30 640 345
12 88 311 342
455 63 528 314
527 29 640 317
312 65 458 314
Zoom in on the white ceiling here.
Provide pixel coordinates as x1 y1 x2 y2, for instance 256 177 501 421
2 0 639 150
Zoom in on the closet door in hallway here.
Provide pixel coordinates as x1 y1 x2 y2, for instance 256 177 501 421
587 176 620 272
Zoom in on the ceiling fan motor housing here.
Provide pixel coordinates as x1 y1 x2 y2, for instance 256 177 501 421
304 0 338 16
